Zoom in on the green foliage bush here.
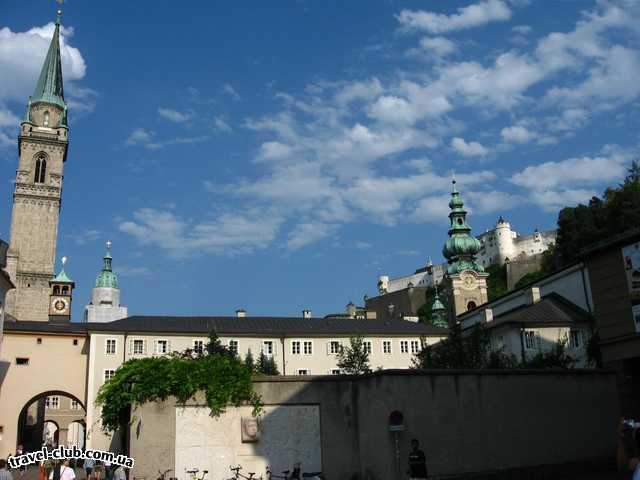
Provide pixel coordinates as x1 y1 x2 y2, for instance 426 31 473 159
337 335 372 374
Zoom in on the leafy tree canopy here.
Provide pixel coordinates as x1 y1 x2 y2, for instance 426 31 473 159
256 352 280 375
556 166 640 265
486 264 508 301
417 285 449 326
96 333 262 433
336 335 372 374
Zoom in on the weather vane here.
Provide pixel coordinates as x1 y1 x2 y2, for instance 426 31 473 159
61 256 67 268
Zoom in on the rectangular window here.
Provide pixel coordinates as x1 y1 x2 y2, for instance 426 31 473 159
155 339 169 355
330 369 341 375
329 340 341 355
104 369 116 382
45 396 60 410
524 331 538 349
363 341 372 355
569 330 581 348
292 341 301 355
303 341 313 355
228 340 239 355
410 340 420 354
400 340 409 354
262 341 274 356
70 400 81 411
193 340 204 355
382 340 392 354
105 338 117 355
16 357 29 366
297 369 309 375
132 339 145 355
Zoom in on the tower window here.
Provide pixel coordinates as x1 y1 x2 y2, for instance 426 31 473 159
467 301 477 311
34 154 47 184
62 286 69 295
43 111 50 127
53 286 60 295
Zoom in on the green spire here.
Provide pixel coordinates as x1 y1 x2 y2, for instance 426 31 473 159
95 241 119 289
442 179 483 274
431 285 448 328
30 10 66 111
53 256 74 283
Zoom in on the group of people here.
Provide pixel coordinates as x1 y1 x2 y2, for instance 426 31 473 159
0 456 127 480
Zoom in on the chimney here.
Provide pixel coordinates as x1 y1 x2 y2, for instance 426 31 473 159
236 309 246 318
525 287 541 305
365 310 377 320
302 309 312 319
483 308 493 323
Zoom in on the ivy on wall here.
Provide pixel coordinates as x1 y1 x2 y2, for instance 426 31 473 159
96 333 262 433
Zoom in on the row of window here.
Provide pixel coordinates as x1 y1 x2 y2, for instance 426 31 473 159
523 329 584 350
104 338 423 357
44 396 81 410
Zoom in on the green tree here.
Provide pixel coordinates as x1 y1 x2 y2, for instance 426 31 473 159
256 352 280 375
486 264 507 301
523 339 574 369
412 322 492 369
555 178 640 265
625 159 640 184
336 335 371 374
244 349 255 373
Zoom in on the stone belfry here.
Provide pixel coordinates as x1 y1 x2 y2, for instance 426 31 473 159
4 8 70 321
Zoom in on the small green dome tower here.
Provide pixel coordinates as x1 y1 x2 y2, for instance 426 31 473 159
442 179 484 275
95 241 119 289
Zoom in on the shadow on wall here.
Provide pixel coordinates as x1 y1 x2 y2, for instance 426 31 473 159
129 370 618 480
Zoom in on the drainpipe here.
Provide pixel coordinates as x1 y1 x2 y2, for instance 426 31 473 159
519 324 526 364
280 336 286 375
580 266 593 314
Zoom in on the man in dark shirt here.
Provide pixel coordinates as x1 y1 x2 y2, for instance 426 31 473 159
408 438 428 479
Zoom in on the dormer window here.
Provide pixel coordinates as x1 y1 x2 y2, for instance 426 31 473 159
34 153 47 184
43 111 50 127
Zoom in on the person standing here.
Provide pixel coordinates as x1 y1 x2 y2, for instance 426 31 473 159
83 459 95 480
49 460 75 480
0 459 13 480
112 466 126 480
408 438 428 480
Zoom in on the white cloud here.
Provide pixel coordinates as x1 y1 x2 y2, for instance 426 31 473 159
66 229 101 246
512 25 532 35
397 0 511 34
510 154 628 190
223 83 241 101
158 107 192 123
286 222 337 250
213 116 232 132
124 127 208 150
451 137 489 156
259 141 294 161
500 125 536 143
119 208 283 257
117 265 152 278
0 107 19 128
528 189 599 212
417 36 457 57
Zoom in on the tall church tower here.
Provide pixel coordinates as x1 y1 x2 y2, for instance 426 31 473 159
4 9 70 321
442 179 489 319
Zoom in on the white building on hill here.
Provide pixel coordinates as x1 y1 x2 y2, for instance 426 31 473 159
377 217 556 294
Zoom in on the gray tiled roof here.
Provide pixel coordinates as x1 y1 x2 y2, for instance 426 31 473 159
479 293 591 330
4 316 449 337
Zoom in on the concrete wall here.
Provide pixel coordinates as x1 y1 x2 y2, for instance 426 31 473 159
129 370 618 480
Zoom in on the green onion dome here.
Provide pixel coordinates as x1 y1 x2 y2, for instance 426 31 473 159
95 241 119 289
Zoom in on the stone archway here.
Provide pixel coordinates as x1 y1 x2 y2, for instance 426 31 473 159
17 391 86 453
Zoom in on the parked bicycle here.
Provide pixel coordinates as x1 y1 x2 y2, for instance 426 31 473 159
157 469 177 480
265 463 323 480
185 468 208 480
227 465 262 480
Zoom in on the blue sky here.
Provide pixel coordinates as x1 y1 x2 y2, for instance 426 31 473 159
1 0 639 320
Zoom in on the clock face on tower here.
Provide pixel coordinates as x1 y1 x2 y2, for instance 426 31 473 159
461 272 476 289
50 297 69 314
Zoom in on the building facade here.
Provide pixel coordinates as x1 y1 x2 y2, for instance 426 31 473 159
4 12 69 322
